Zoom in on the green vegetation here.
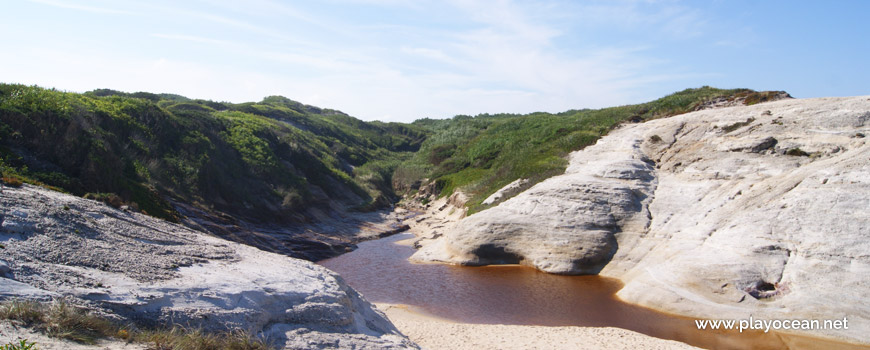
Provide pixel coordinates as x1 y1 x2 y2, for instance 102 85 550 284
0 84 427 222
395 86 759 214
0 83 774 221
0 300 271 349
0 339 36 350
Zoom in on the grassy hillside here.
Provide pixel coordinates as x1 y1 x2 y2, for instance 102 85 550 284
0 84 781 224
394 86 785 214
0 84 427 222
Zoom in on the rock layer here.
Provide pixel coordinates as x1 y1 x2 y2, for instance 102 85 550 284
412 96 870 343
0 185 418 349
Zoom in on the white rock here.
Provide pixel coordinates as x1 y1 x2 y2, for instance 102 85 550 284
413 96 870 343
482 178 529 205
0 185 418 350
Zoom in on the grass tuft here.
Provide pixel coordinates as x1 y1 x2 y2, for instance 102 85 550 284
0 339 37 350
43 300 116 344
0 299 115 344
0 300 273 349
142 326 271 350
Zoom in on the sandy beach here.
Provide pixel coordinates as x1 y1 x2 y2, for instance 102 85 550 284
376 303 700 350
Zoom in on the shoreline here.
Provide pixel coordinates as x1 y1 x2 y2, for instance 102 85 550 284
389 198 870 350
388 198 700 349
375 303 700 350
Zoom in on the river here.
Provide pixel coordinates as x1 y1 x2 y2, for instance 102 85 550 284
320 233 865 350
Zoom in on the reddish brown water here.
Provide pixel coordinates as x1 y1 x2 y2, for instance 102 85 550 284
320 233 867 350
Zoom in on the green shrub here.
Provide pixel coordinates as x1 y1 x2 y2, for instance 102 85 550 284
401 87 762 214
0 339 37 350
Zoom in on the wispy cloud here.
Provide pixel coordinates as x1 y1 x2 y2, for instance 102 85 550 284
26 0 130 14
151 34 229 46
5 0 727 121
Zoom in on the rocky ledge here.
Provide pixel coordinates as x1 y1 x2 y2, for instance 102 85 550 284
0 184 418 349
413 96 870 343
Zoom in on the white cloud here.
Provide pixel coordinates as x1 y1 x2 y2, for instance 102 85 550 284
5 0 715 121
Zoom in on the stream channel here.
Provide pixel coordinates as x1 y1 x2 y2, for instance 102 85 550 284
320 233 866 350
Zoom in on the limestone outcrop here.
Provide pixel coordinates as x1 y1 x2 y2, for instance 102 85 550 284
0 185 418 349
412 96 870 343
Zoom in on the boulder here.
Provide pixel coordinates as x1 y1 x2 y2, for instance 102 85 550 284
0 185 418 350
413 96 870 343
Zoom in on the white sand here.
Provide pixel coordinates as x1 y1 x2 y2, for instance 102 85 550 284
376 303 700 350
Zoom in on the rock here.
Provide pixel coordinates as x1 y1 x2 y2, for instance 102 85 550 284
413 96 870 343
0 260 12 278
413 126 657 274
0 209 37 234
0 185 418 349
482 178 530 205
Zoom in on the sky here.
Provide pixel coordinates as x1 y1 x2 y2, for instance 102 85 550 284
1 0 868 122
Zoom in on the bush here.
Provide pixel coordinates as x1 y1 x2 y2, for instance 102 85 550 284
785 148 810 157
1 176 23 187
83 193 124 208
401 87 762 213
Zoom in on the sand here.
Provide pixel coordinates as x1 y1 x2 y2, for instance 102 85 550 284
394 199 700 349
376 303 700 350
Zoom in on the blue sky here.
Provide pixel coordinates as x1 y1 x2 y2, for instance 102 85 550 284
1 0 868 122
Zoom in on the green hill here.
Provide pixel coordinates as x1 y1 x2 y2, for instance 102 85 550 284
0 84 427 223
0 83 783 257
393 87 786 214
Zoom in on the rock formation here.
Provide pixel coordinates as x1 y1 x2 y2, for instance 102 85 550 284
0 184 418 349
412 96 870 343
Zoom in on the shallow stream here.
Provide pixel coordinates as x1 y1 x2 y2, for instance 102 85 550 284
320 233 865 350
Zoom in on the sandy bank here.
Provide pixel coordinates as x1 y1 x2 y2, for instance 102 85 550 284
375 303 699 350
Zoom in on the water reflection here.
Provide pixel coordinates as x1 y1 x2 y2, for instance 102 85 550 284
320 233 865 350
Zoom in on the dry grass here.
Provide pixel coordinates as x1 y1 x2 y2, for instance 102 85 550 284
0 176 23 187
141 326 271 350
0 300 273 349
0 299 115 344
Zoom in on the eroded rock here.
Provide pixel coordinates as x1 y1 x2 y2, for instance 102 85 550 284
0 185 418 349
413 96 870 343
